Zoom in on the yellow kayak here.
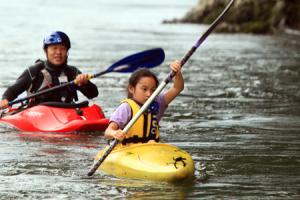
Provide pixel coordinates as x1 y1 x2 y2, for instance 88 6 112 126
95 143 195 182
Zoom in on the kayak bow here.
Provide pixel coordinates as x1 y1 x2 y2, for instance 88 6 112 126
95 143 195 182
0 101 109 132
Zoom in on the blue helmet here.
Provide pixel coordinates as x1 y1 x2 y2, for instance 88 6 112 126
43 31 71 50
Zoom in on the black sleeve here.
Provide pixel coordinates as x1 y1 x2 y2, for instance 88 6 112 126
77 80 99 99
69 66 99 99
2 69 32 101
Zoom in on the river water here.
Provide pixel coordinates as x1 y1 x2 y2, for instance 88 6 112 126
1 0 300 199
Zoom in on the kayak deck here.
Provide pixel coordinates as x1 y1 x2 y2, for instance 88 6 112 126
95 143 195 182
0 103 109 132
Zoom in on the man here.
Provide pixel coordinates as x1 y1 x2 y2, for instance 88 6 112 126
0 31 98 109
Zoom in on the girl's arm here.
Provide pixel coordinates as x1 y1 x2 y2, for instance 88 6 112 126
164 60 184 105
105 122 126 141
105 102 131 141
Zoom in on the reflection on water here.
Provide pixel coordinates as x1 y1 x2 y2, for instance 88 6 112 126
1 0 300 199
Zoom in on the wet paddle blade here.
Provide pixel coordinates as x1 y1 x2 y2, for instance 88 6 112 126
106 48 165 73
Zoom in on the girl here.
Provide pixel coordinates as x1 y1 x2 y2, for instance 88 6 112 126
105 60 183 145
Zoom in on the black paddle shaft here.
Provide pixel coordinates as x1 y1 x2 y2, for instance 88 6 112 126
165 0 235 85
7 48 165 107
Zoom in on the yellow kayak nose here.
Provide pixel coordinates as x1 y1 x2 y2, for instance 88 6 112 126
95 143 195 182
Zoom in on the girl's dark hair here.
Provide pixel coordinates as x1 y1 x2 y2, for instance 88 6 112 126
127 68 159 98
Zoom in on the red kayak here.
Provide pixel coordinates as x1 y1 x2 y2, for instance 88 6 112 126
0 101 109 132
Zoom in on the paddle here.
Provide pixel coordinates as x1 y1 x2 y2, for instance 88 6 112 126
87 0 235 176
7 48 165 107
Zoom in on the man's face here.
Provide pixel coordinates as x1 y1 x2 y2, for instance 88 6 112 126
45 44 68 66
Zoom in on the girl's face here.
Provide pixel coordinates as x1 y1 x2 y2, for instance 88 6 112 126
129 77 157 104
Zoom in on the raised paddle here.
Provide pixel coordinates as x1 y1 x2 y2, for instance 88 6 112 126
7 48 165 107
87 0 235 176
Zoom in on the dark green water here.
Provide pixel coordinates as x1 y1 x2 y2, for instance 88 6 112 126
1 0 300 199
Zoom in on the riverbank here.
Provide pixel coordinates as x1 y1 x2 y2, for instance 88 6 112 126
164 0 300 34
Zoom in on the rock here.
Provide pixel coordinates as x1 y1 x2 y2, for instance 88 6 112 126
164 0 300 34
